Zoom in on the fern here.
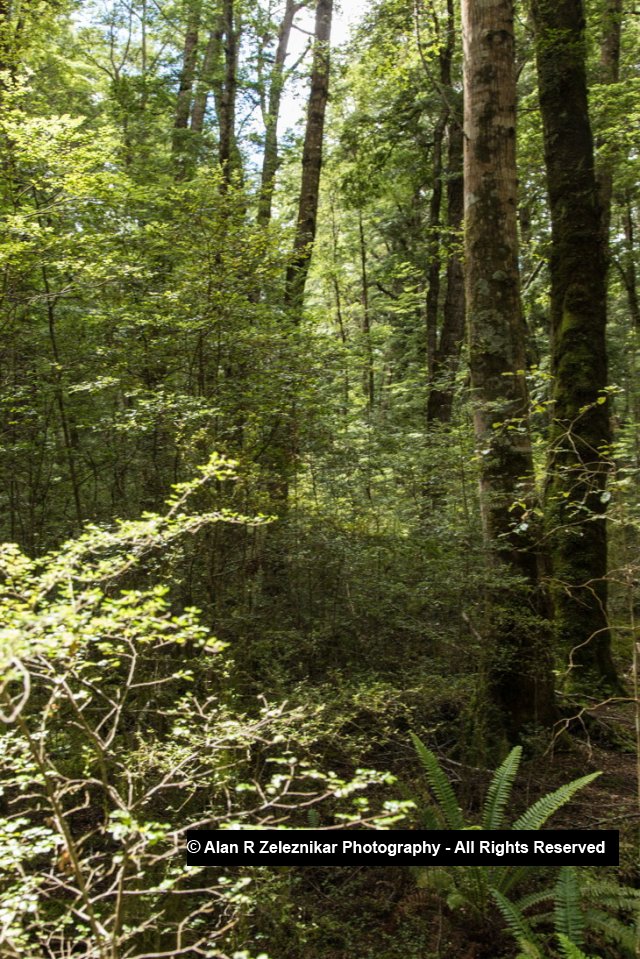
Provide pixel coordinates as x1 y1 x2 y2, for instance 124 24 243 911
515 887 555 914
584 909 639 956
482 745 522 829
582 877 640 911
511 772 601 830
491 888 543 957
556 934 595 959
409 733 464 829
554 867 585 947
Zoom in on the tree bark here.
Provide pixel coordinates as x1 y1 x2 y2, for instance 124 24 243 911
420 0 465 426
426 108 465 425
358 211 375 411
218 0 242 187
463 0 557 739
190 29 221 136
285 0 333 310
531 0 621 690
596 0 622 247
617 197 640 330
172 2 200 165
257 0 300 227
425 112 446 378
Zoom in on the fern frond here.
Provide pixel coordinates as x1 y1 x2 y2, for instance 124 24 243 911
494 863 538 897
516 887 555 913
584 909 638 957
419 806 444 830
554 867 585 947
583 878 640 910
410 733 464 829
556 933 593 959
491 888 543 957
511 772 600 830
482 746 522 829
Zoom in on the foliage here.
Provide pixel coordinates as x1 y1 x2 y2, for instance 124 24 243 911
409 736 604 930
0 0 639 956
0 458 401 957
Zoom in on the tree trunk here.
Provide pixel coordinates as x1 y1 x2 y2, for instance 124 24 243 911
422 0 456 385
425 112 446 378
190 29 221 136
617 197 640 329
257 0 300 227
358 211 375 411
172 3 200 166
219 0 242 187
531 0 621 690
427 109 465 425
463 0 557 739
596 0 622 246
285 0 333 310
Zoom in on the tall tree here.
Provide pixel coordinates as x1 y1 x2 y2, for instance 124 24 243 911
257 0 304 227
462 0 557 738
413 0 465 426
219 0 242 186
596 0 622 246
190 27 220 137
172 0 201 163
285 0 333 309
531 0 621 689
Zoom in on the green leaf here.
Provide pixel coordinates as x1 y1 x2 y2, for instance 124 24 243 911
410 733 465 829
554 867 584 947
482 746 522 829
511 773 600 830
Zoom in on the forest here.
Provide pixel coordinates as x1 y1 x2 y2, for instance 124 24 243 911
0 0 639 956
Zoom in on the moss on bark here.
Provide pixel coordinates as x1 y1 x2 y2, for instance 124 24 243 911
532 0 621 692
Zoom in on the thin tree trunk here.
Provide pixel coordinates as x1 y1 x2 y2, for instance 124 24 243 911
285 0 333 310
427 110 465 424
422 0 465 426
358 211 375 412
190 29 221 136
172 2 200 165
595 0 622 277
330 196 349 411
531 0 621 690
463 0 557 740
596 0 622 246
425 113 446 377
219 0 241 187
257 0 300 227
618 197 640 329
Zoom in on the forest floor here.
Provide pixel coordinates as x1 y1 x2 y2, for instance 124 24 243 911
260 703 639 959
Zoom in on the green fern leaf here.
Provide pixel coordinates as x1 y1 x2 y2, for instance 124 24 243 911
410 733 464 829
491 888 543 956
511 772 601 830
583 878 640 910
482 746 522 829
584 909 639 956
556 933 593 959
516 887 555 914
554 867 585 947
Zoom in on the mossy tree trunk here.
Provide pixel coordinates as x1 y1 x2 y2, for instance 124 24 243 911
531 0 621 690
463 0 557 740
